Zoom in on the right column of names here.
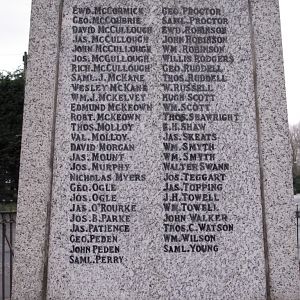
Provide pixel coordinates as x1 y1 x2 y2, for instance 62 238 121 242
161 7 237 254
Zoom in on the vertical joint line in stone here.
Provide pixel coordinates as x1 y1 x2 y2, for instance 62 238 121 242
247 1 271 299
42 0 65 299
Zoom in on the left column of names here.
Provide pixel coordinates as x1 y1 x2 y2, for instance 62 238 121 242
68 5 153 265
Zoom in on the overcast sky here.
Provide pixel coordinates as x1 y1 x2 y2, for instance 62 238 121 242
0 0 299 125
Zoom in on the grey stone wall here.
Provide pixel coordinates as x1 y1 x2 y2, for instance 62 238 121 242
12 0 299 299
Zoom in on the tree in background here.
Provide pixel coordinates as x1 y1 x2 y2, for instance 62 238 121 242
290 122 300 194
0 69 24 202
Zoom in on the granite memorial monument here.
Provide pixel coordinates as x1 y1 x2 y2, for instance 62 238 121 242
12 0 300 299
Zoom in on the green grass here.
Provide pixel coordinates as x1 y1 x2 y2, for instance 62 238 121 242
0 202 17 213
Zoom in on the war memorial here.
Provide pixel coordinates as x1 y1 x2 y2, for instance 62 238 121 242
12 0 300 299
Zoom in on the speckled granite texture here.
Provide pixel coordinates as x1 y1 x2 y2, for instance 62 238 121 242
251 0 299 299
12 0 299 299
12 0 61 299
